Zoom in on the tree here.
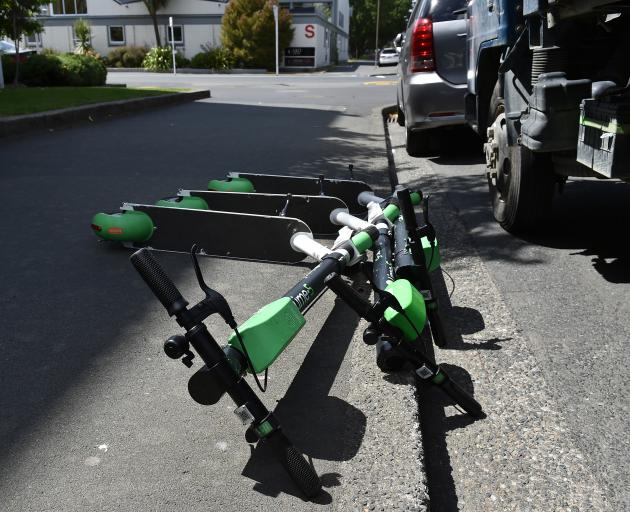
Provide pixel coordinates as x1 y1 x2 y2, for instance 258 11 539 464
349 0 410 57
73 18 94 55
142 0 169 47
221 0 293 70
0 0 46 84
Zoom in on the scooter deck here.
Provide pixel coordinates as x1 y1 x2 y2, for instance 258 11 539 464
226 172 371 214
125 204 310 263
182 190 347 237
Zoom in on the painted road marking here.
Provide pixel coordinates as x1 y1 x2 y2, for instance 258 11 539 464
364 81 397 86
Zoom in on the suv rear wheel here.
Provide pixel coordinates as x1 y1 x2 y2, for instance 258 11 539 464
405 123 430 157
485 80 555 232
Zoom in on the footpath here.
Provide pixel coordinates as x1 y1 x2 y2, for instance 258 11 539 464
388 120 610 511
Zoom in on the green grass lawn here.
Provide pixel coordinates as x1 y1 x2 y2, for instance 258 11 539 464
0 86 190 116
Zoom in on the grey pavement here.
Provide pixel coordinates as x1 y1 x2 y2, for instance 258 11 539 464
389 122 628 510
0 69 425 511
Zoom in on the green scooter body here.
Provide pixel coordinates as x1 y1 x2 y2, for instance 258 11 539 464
228 297 306 374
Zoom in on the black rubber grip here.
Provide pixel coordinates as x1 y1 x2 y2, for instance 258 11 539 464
440 377 484 419
266 431 322 500
130 248 188 316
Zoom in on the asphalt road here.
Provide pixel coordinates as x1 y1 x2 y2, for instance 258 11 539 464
389 123 629 510
0 65 422 512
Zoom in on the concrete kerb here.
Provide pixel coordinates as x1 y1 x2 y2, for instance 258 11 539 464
331 106 429 512
0 89 211 138
107 67 267 74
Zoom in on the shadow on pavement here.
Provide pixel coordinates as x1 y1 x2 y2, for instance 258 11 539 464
520 179 630 284
241 297 366 502
417 362 480 512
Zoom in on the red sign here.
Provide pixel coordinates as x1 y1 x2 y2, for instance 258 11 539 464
305 24 315 39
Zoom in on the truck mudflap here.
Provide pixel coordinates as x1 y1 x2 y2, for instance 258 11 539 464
520 72 592 152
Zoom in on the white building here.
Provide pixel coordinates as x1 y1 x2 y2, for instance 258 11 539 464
27 0 349 68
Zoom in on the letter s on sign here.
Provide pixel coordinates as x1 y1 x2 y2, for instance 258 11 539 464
305 24 315 38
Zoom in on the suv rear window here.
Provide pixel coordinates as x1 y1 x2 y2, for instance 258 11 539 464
420 0 466 22
382 49 396 54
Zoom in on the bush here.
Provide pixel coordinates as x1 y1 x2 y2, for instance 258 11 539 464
142 46 172 71
58 54 107 86
142 46 188 71
20 53 106 86
190 46 234 71
106 46 148 68
21 53 65 86
1 54 17 83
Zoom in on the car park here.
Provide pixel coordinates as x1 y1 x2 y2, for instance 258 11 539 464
397 0 467 155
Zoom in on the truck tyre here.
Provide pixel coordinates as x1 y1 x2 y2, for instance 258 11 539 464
405 124 429 157
486 81 555 232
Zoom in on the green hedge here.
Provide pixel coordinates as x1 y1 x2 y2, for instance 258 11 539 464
20 53 107 86
1 55 16 83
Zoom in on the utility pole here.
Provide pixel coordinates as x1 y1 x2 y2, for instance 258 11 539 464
169 16 177 75
273 4 279 75
374 0 381 67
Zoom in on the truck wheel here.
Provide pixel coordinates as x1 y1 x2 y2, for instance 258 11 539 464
405 124 429 157
486 82 555 232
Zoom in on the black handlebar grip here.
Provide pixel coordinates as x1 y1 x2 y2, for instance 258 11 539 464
440 376 484 419
266 431 322 500
130 248 188 316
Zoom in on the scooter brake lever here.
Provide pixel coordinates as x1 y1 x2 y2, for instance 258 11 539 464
190 245 237 328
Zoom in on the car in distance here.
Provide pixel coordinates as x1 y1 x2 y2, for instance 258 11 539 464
0 40 36 56
378 48 399 67
397 0 468 155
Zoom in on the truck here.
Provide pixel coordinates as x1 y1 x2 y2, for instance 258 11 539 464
466 0 630 232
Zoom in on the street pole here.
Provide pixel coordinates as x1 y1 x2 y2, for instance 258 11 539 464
169 16 177 75
0 54 4 89
272 4 279 75
374 0 380 68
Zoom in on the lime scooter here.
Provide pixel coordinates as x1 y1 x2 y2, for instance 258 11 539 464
350 187 449 350
92 170 373 261
131 190 482 499
323 190 483 412
130 218 391 499
208 169 372 214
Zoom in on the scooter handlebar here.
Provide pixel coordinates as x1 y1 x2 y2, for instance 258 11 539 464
358 191 384 206
130 248 189 317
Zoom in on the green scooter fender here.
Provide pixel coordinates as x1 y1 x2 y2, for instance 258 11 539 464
91 211 154 242
383 279 427 342
208 177 255 193
154 196 209 210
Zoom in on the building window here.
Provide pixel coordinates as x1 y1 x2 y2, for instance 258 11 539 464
25 32 41 47
51 0 87 15
166 25 184 46
108 26 125 46
338 11 344 28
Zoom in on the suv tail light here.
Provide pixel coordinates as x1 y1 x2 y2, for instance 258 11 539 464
409 17 435 73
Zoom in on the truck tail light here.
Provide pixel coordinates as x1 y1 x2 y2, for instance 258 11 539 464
409 17 435 73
